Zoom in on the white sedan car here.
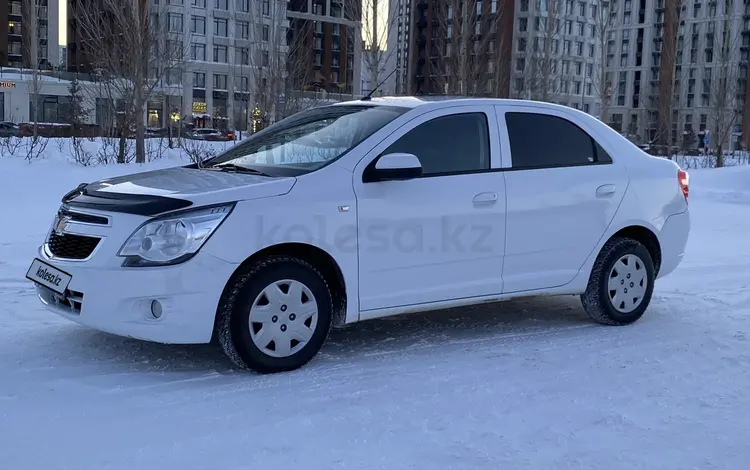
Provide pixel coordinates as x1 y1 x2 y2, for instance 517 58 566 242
27 97 691 373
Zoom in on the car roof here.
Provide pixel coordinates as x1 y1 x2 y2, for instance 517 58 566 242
332 96 589 115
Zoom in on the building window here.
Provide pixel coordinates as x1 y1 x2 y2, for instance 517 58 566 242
166 69 182 85
214 0 228 9
213 45 228 62
519 17 527 32
0 93 4 121
191 16 206 35
190 43 206 60
213 18 228 36
213 74 228 89
237 21 249 39
236 47 249 65
262 25 270 41
193 72 206 88
168 13 183 33
237 0 249 11
192 0 206 6
31 95 72 124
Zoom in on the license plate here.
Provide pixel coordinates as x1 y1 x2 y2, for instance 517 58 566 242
26 258 72 295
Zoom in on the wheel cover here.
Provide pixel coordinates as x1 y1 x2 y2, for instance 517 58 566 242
248 279 319 358
607 254 648 313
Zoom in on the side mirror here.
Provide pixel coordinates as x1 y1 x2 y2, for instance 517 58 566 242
363 152 423 183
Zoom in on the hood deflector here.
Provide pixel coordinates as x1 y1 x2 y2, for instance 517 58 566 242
63 182 193 216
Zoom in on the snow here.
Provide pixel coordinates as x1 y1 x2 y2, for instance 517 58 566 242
0 136 238 165
1 153 750 469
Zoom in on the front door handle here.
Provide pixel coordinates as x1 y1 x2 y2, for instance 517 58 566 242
473 192 499 205
596 184 616 198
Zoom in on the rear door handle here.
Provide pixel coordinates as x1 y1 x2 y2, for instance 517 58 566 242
473 192 499 205
596 184 617 197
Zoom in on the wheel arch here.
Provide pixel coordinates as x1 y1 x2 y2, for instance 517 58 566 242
605 225 662 276
217 242 348 329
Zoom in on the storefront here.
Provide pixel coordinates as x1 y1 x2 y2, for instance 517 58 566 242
191 100 209 128
212 90 229 130
147 99 163 128
0 80 16 121
0 72 98 124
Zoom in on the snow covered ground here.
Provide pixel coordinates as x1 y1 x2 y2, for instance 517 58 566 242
1 155 749 470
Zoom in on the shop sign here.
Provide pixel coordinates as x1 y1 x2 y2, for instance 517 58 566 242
0 82 16 89
192 102 207 113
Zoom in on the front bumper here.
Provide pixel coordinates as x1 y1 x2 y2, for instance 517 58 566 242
34 246 237 344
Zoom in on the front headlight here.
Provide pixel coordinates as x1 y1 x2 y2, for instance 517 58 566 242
118 203 235 267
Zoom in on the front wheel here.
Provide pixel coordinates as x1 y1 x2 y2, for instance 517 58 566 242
215 256 333 373
581 237 655 326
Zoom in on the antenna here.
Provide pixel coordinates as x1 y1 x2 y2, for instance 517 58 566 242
361 68 398 101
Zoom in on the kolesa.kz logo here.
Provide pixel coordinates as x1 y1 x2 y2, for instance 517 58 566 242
35 267 63 287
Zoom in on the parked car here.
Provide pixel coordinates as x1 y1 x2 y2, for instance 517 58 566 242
0 122 21 138
26 97 691 373
192 129 224 141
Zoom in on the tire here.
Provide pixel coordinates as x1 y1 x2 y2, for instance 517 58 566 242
215 256 333 373
580 237 655 326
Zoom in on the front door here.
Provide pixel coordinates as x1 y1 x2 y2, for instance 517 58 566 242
353 105 507 312
495 105 629 293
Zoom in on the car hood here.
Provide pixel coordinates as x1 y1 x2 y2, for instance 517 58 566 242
63 166 296 216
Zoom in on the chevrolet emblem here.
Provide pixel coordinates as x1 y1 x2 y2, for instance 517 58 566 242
53 215 72 235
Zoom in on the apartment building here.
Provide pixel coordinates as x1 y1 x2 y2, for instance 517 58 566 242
286 0 362 95
511 0 602 113
407 0 515 96
1 0 60 69
166 0 290 130
69 0 289 130
387 0 411 94
604 0 750 150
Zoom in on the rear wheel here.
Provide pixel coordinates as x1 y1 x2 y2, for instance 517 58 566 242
581 237 655 326
215 256 333 373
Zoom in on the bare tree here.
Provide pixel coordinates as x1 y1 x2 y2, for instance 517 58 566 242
277 19 332 118
524 0 567 102
245 0 289 126
653 0 680 148
345 0 398 95
21 0 52 159
432 0 500 95
73 0 191 163
705 12 743 167
593 0 615 122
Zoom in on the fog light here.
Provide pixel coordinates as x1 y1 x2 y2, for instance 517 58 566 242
150 299 163 319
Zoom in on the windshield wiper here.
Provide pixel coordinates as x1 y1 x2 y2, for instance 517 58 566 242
205 164 273 177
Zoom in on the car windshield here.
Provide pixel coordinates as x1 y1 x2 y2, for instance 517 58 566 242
201 104 409 176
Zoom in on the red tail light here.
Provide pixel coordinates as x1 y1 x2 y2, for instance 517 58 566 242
678 169 689 202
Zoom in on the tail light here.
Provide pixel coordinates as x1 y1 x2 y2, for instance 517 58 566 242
678 169 689 202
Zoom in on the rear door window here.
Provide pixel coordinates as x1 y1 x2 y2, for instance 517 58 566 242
505 112 611 169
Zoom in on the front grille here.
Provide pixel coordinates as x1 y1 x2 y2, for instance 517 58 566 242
60 208 109 225
47 232 101 260
68 211 109 225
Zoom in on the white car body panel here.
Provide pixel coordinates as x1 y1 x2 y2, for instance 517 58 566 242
29 97 691 344
351 104 506 311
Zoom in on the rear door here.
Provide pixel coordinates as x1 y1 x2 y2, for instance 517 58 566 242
495 105 629 293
